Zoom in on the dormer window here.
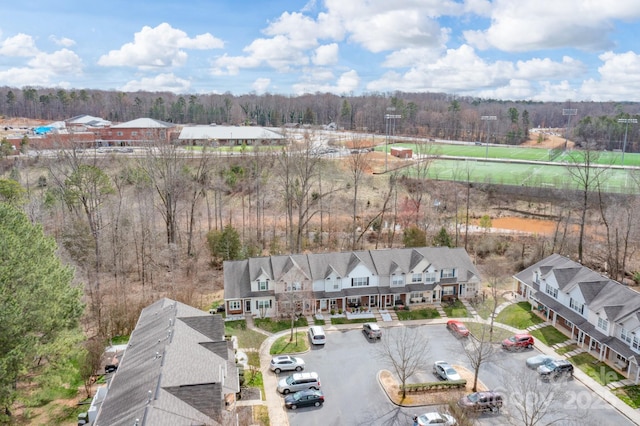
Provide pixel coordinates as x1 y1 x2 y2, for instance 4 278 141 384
258 279 268 291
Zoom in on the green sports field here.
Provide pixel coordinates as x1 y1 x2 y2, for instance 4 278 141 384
379 142 640 167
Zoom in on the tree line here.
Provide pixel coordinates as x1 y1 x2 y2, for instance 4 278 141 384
1 86 640 150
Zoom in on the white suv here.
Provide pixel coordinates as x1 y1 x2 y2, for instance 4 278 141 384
270 355 305 373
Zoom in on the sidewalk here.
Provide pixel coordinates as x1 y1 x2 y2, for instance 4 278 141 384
249 301 640 426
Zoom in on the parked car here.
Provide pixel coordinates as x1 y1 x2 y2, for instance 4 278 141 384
502 333 534 351
538 359 574 380
277 372 321 394
270 355 305 373
433 361 461 381
284 389 324 409
457 391 503 412
308 326 326 345
362 322 382 339
415 411 457 425
446 320 470 338
526 354 556 369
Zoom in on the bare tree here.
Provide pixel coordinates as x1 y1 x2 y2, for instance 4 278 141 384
345 137 372 250
564 144 610 263
500 365 589 426
459 323 495 392
376 327 430 399
479 257 508 342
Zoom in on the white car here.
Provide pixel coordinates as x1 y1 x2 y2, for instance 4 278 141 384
433 361 461 381
526 354 556 369
270 355 305 373
416 412 457 425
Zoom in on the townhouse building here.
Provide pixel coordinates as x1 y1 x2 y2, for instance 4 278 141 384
223 247 481 319
514 253 640 383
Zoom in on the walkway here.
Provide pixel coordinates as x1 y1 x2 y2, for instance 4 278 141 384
243 300 640 426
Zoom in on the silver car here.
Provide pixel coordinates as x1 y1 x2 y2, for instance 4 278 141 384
526 354 556 369
270 355 305 373
433 361 461 381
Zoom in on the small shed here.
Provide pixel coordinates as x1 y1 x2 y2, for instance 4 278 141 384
391 147 412 158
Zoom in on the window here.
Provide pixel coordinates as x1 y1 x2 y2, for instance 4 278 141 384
117 131 123 136
621 328 632 344
424 272 436 283
597 317 609 332
334 278 341 290
347 297 359 305
229 300 241 310
351 277 369 287
258 279 268 291
256 300 272 309
131 131 138 136
569 298 584 315
545 285 558 299
286 282 302 291
442 286 455 295
633 336 640 351
391 275 404 286
410 292 423 299
441 269 456 278
534 271 540 284
411 273 422 283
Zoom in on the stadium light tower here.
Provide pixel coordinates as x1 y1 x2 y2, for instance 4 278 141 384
562 109 577 150
481 116 497 159
385 107 402 171
618 118 637 166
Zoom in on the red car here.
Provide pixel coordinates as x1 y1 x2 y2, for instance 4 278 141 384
447 320 470 338
502 333 534 350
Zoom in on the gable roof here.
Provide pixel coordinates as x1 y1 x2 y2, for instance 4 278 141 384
94 298 237 426
223 246 481 300
111 118 176 129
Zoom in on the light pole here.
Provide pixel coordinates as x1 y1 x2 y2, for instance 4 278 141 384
562 109 577 150
618 118 637 166
481 116 496 159
385 107 401 171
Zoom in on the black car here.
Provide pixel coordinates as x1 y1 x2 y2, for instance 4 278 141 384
284 389 324 409
538 359 574 380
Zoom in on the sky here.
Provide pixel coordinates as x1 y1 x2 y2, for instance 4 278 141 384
2 0 640 102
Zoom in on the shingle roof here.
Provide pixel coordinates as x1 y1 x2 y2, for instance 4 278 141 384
94 298 237 426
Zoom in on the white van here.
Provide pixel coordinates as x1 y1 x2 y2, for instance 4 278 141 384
308 326 326 345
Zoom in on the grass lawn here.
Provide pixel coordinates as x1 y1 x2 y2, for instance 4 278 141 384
472 296 506 320
556 343 578 356
269 331 309 355
466 322 513 343
495 302 544 329
568 352 625 385
330 316 373 325
530 326 569 346
254 317 308 333
225 320 268 349
443 299 470 318
614 385 640 409
396 308 440 321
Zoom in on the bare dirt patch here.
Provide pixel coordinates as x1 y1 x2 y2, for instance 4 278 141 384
379 365 487 407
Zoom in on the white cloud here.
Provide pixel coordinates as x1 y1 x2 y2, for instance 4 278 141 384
49 35 76 47
292 69 359 94
98 23 223 69
514 56 587 80
313 43 338 65
252 78 271 94
0 33 39 57
28 49 83 74
0 67 52 87
578 51 640 101
463 0 640 52
120 73 191 94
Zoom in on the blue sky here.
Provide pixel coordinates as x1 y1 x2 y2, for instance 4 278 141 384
2 0 640 101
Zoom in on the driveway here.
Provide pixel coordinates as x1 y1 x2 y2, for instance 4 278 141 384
262 323 637 426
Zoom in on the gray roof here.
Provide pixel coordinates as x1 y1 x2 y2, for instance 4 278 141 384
111 118 176 129
66 114 112 127
515 254 640 324
178 125 285 141
224 247 480 300
94 298 237 426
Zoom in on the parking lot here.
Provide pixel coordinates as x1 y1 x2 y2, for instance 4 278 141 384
264 324 637 426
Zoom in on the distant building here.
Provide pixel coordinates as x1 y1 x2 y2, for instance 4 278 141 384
391 147 412 158
96 118 176 146
178 125 285 146
93 298 239 426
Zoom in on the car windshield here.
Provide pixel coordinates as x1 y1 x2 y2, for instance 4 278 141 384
445 368 457 376
285 376 295 385
292 392 303 401
458 325 468 331
508 336 517 342
467 393 479 402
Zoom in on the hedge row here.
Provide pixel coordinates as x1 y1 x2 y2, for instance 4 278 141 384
399 379 467 393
